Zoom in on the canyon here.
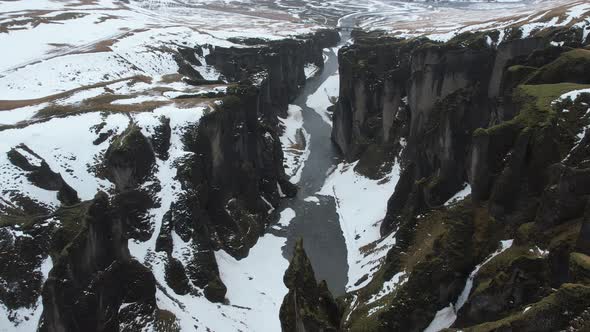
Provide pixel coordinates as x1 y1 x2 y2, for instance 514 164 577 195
1 0 590 331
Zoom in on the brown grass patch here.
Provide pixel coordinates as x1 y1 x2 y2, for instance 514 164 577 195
401 213 447 273
0 75 151 111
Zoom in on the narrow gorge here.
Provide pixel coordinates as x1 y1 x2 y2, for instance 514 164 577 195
283 19 590 332
1 1 590 332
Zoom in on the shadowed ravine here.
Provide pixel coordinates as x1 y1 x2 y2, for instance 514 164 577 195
277 26 354 297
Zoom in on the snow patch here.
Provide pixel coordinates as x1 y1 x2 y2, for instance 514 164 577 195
424 239 514 332
304 196 320 204
280 105 310 184
306 74 339 126
444 184 472 206
0 112 130 208
0 103 47 125
304 63 320 79
367 271 407 305
215 233 289 332
277 208 296 227
319 161 401 291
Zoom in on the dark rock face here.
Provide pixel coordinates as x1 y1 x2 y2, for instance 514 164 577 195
335 27 590 331
279 239 341 332
185 86 288 258
39 192 159 332
148 30 340 305
111 189 155 242
0 224 51 311
165 257 191 296
101 124 158 247
174 46 208 81
0 28 339 331
331 30 590 236
207 29 340 119
176 29 340 261
151 116 172 161
7 144 80 206
332 35 418 160
103 124 156 191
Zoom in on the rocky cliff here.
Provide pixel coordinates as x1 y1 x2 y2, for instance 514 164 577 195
206 29 340 120
0 28 340 331
327 25 590 331
280 239 341 332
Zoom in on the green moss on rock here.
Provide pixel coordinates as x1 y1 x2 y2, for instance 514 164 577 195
526 49 590 85
465 283 590 332
475 83 590 138
569 252 590 284
280 239 340 332
50 202 91 257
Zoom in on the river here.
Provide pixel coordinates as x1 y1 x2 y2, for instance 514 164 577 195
275 23 355 297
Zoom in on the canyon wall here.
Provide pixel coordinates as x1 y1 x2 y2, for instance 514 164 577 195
330 27 590 331
0 29 340 331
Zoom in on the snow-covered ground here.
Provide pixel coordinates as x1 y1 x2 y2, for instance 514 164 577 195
353 0 590 43
2 0 589 331
306 72 339 126
0 112 130 208
215 228 292 331
1 0 587 114
0 0 321 121
444 184 472 206
0 95 292 331
127 104 291 331
0 94 294 331
147 195 294 332
280 105 310 184
318 161 401 291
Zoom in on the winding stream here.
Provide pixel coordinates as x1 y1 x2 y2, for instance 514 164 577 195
277 24 354 297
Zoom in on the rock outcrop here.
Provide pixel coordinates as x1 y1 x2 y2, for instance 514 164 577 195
207 29 340 119
280 239 341 332
39 192 159 332
103 124 156 191
7 144 80 206
334 26 590 331
0 28 342 329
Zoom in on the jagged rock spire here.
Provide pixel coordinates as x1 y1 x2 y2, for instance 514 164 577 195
280 238 341 332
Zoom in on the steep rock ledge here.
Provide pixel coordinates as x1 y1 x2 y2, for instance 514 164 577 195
152 29 341 302
0 28 340 330
280 239 341 332
174 29 341 259
39 193 160 332
206 29 340 120
330 25 590 331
